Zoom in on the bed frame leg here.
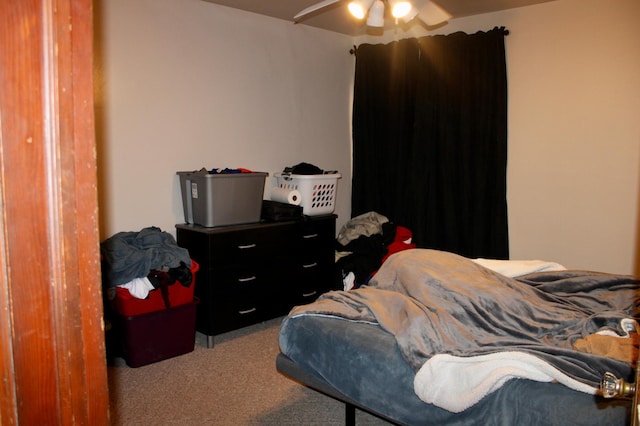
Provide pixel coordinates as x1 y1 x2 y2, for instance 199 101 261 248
345 402 355 426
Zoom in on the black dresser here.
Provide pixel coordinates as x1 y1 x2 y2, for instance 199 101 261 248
176 215 337 347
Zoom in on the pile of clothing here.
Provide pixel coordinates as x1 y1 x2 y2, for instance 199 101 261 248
335 212 416 290
282 162 338 175
101 227 193 305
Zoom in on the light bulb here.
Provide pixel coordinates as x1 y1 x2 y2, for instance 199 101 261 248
348 2 365 19
390 0 412 18
348 0 374 20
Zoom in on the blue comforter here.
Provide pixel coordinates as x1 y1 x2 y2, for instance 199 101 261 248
281 249 639 412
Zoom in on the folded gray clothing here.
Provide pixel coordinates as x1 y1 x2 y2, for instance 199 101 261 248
336 211 389 246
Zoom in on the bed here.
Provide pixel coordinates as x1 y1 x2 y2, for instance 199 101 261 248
277 249 640 425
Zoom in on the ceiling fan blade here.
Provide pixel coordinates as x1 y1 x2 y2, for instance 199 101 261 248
416 0 452 26
294 0 344 22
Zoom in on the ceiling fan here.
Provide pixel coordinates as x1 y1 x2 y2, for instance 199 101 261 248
294 0 452 29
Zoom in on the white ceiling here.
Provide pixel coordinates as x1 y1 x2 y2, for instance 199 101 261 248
200 0 558 36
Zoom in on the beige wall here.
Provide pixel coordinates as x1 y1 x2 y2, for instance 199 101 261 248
95 0 354 239
362 0 640 274
506 0 639 275
97 0 639 274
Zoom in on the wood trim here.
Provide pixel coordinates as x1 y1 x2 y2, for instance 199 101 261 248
0 0 109 423
636 153 640 277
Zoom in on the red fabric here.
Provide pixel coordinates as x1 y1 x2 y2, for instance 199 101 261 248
394 226 413 243
382 241 416 264
112 260 199 316
381 226 416 264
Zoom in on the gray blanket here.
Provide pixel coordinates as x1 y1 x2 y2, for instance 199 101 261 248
285 249 639 410
101 226 191 287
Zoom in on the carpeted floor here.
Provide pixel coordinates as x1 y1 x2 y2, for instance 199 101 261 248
107 316 392 425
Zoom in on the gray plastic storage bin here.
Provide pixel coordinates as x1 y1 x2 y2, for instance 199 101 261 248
177 171 268 227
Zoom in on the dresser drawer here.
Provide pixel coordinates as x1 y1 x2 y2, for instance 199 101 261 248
294 216 336 302
176 222 297 267
191 266 263 335
207 266 269 334
207 226 296 266
176 215 337 345
289 255 335 306
297 218 335 253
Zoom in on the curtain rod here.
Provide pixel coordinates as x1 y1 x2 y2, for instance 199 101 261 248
349 26 509 55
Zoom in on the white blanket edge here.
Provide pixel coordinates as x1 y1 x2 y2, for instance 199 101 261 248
471 258 567 277
414 351 598 413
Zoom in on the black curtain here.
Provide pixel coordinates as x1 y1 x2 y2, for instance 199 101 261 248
351 28 509 259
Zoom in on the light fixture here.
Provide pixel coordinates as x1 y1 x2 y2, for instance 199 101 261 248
402 5 419 23
366 0 385 27
388 0 412 18
348 0 374 19
294 0 452 30
348 0 416 27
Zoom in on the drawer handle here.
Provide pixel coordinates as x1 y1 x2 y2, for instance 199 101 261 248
238 307 257 315
302 291 317 297
303 262 318 269
238 276 257 283
303 233 319 239
237 243 257 249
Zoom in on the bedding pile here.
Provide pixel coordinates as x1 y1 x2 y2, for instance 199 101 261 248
335 211 416 290
281 249 640 412
101 226 193 298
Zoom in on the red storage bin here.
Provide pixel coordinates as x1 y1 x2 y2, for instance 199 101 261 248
112 260 199 316
118 299 198 367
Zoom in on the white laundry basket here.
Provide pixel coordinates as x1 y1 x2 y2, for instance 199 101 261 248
274 173 341 216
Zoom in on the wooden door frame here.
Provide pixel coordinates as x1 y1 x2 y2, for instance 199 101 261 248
0 0 110 423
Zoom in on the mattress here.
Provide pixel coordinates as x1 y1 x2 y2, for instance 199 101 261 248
278 314 630 425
